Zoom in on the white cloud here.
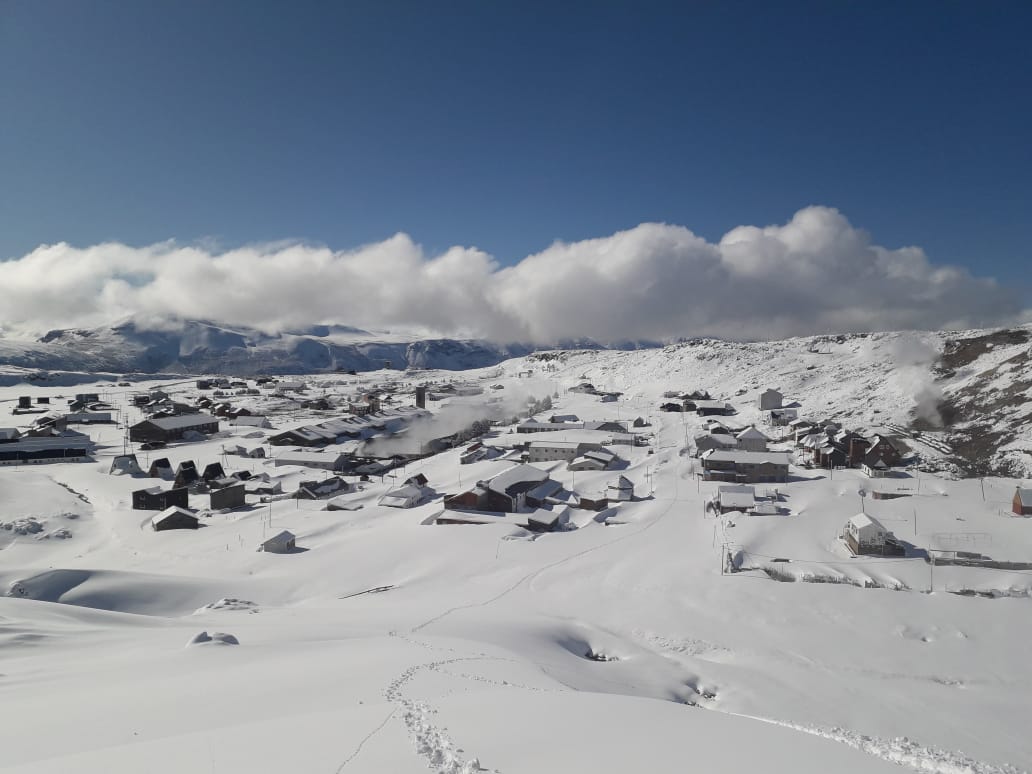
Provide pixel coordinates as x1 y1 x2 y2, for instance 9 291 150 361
0 206 1024 343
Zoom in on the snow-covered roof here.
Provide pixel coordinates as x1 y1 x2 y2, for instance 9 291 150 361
150 506 196 526
262 530 295 547
717 485 756 508
140 414 218 431
736 427 770 441
487 464 550 495
848 513 887 532
702 451 792 465
609 475 633 490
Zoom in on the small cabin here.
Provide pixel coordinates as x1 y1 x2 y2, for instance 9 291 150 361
259 530 297 553
151 506 199 531
1013 488 1032 517
844 513 904 556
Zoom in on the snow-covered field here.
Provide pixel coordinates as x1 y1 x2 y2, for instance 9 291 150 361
1 349 1030 773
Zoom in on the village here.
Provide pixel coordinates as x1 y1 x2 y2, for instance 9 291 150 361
3 346 1032 774
2 357 1031 594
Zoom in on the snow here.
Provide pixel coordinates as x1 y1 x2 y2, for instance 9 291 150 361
0 340 1030 773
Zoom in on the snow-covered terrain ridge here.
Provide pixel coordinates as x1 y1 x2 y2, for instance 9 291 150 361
521 325 1032 476
0 319 537 375
1 357 1031 773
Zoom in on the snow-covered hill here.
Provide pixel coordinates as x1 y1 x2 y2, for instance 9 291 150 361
1 349 1031 772
0 320 538 375
512 325 1032 477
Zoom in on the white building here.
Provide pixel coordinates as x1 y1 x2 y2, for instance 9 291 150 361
607 475 634 501
716 485 756 513
844 513 897 555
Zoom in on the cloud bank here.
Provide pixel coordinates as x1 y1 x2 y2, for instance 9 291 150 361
0 207 1024 343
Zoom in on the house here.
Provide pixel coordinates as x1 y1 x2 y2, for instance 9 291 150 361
862 458 891 478
273 451 350 471
406 473 429 487
599 393 618 403
231 415 272 428
65 411 113 424
767 407 799 426
568 449 620 471
528 440 605 464
701 450 791 483
480 464 558 512
715 485 756 514
132 486 190 510
735 426 770 453
296 477 352 500
694 433 738 456
173 461 200 488
607 475 634 502
578 495 609 511
549 414 580 424
150 506 199 531
202 462 226 482
526 507 571 532
582 421 628 434
210 484 246 510
109 454 143 476
816 444 848 469
863 435 903 467
758 389 783 411
844 513 905 556
379 484 426 508
148 458 174 479
569 383 596 394
695 400 734 416
259 530 297 553
0 430 93 465
129 415 219 443
660 402 686 413
1013 488 1032 516
245 478 283 496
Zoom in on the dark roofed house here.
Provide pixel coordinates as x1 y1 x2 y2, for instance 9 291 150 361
295 476 351 500
210 483 246 510
130 415 219 443
1013 488 1032 517
148 457 174 479
132 485 189 511
151 506 199 532
202 462 226 481
173 460 200 488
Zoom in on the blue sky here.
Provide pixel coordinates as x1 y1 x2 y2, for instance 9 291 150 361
1 0 1029 296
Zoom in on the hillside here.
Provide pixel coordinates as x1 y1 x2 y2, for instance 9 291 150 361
0 348 1030 772
0 320 537 375
516 325 1032 477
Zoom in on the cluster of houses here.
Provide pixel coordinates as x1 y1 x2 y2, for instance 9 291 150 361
791 421 904 474
268 407 430 448
438 463 634 531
